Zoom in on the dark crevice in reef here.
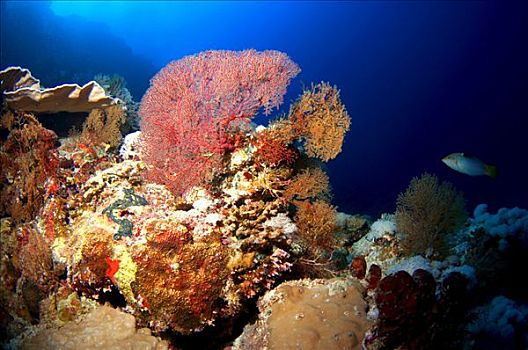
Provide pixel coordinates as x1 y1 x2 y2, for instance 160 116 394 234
162 298 260 350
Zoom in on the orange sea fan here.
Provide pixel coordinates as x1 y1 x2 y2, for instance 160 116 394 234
289 82 351 162
395 173 467 258
284 167 331 202
294 199 337 259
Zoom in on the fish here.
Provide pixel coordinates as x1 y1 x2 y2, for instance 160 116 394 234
442 153 497 178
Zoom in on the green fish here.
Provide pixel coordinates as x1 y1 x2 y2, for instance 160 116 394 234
442 153 497 178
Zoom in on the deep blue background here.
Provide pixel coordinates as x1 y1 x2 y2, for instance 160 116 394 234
2 1 527 216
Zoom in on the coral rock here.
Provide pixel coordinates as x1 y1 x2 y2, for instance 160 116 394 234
350 256 367 279
375 271 419 323
366 264 382 290
21 305 168 350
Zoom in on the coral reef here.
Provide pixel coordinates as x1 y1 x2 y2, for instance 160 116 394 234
2 50 356 346
4 48 520 349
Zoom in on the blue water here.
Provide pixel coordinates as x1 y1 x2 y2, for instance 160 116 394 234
2 1 527 216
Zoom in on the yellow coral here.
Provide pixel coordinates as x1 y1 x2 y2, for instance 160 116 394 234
227 250 256 272
112 245 137 304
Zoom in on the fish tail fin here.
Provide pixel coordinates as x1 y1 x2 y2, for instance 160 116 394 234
485 164 498 178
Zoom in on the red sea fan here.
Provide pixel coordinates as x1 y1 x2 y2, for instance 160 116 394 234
139 49 300 196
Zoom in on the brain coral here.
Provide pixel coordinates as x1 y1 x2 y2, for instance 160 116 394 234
233 277 372 350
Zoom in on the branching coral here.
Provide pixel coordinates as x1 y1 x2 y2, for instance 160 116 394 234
15 223 56 293
289 82 351 162
395 173 467 258
252 121 299 168
252 130 298 168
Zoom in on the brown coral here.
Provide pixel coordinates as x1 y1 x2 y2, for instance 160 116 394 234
15 223 56 293
294 199 337 260
133 225 230 333
80 104 126 149
0 111 59 223
22 305 168 350
289 82 351 161
69 227 115 295
284 167 331 202
395 173 467 258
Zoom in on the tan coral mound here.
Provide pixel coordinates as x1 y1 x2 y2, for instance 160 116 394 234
0 66 117 112
234 278 372 350
21 305 168 350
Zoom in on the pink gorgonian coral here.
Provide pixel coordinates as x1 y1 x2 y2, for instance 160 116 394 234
139 50 300 195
